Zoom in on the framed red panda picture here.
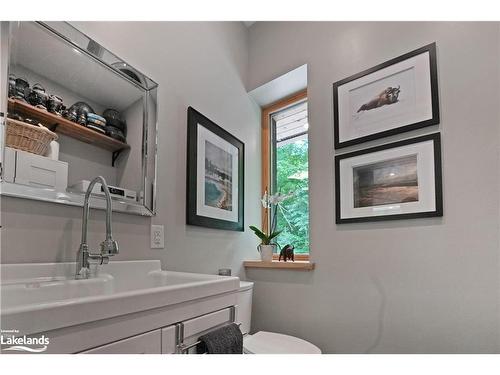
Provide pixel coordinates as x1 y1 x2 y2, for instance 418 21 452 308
333 43 439 149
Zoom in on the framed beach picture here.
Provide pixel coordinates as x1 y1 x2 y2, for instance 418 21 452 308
333 43 439 149
186 107 244 231
335 133 442 223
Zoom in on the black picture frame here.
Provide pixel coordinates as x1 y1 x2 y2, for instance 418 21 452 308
335 133 443 224
333 43 440 149
186 107 244 231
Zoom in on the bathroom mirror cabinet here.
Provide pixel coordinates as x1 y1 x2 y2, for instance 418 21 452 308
0 21 158 216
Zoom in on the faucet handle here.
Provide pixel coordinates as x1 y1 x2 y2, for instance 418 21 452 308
101 238 119 256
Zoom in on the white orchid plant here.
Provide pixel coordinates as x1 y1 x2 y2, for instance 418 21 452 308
249 189 294 248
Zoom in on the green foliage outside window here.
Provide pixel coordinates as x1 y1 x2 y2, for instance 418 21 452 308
274 139 309 254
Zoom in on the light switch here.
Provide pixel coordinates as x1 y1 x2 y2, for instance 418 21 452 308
151 225 164 249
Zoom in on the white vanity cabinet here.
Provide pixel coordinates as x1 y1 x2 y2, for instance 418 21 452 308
79 308 234 354
81 329 163 354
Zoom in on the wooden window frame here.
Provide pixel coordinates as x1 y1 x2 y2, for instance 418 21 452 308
261 89 309 262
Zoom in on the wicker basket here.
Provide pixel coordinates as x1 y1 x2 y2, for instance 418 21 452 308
6 118 58 156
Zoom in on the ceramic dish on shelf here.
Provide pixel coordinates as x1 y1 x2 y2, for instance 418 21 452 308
87 123 106 134
87 113 106 123
106 118 127 135
105 126 126 143
8 74 17 98
68 102 95 117
103 108 120 120
47 95 64 116
77 113 87 126
63 107 78 122
87 118 107 127
103 108 127 134
27 83 49 110
65 102 95 125
15 77 30 102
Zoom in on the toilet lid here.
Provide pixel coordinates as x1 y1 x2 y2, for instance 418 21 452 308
243 331 321 354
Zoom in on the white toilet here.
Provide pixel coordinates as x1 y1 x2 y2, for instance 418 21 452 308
237 281 321 354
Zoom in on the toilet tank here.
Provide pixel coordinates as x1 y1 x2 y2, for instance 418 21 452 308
236 281 254 334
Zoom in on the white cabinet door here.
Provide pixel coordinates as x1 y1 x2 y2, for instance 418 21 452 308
161 325 177 354
81 330 161 354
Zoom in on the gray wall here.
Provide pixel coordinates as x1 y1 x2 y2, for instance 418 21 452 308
1 22 261 279
246 22 500 353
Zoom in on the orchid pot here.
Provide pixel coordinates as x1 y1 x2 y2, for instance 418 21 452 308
258 244 276 263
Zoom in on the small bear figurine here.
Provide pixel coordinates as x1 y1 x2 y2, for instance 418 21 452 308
279 244 294 262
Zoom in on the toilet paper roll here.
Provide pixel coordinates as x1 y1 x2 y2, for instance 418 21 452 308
46 140 59 160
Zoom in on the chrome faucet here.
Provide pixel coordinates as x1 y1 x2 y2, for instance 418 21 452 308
75 176 119 279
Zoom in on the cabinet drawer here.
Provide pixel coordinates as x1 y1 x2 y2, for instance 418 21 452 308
182 307 233 339
81 330 161 354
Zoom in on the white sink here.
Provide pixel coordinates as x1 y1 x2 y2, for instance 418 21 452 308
1 274 114 310
0 260 240 335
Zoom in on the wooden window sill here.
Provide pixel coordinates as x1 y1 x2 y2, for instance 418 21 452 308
243 260 315 271
272 254 309 262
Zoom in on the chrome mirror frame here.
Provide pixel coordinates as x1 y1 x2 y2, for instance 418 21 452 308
0 21 158 216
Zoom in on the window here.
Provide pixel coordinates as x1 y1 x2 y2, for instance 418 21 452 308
261 90 310 260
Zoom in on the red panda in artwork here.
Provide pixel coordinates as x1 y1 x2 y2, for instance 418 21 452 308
357 86 401 113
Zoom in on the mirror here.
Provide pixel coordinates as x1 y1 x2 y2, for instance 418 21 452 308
0 22 158 216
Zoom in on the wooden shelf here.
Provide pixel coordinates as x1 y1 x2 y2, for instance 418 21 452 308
243 260 315 271
7 98 130 154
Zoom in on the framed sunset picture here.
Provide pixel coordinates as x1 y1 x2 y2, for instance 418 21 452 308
333 43 439 149
335 133 442 223
186 107 244 231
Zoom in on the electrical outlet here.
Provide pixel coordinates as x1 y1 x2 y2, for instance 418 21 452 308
151 224 164 249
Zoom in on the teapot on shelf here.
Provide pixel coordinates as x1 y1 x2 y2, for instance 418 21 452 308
14 77 30 102
48 94 64 116
27 83 49 110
